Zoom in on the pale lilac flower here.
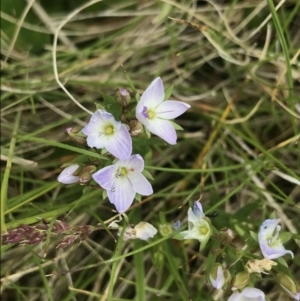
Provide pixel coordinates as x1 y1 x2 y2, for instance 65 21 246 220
258 219 294 260
82 110 132 160
209 264 226 290
57 164 80 184
176 201 211 248
92 154 153 212
136 77 190 144
228 287 266 301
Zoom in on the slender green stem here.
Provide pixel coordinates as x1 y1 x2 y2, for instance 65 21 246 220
1 110 21 234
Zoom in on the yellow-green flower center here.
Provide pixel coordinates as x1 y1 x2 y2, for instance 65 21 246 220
199 226 209 235
105 125 114 135
147 110 155 119
119 167 128 176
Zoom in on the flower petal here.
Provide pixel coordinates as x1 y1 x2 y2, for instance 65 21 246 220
105 125 132 159
193 201 205 218
259 241 294 259
107 178 135 212
124 154 145 172
57 164 80 184
156 100 190 119
92 165 115 189
86 133 106 149
134 222 157 240
147 118 177 144
82 110 108 135
242 287 265 299
127 172 153 196
228 292 241 301
140 77 165 108
187 208 199 225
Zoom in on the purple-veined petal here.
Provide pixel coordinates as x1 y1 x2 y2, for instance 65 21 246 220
57 164 80 184
127 172 153 196
146 118 177 144
125 154 145 172
228 292 241 301
107 178 135 212
242 287 265 300
140 77 165 108
105 125 132 159
92 165 115 190
193 201 205 218
82 110 106 135
86 133 106 149
156 100 190 119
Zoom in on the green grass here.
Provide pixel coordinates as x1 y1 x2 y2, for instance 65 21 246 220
1 0 299 301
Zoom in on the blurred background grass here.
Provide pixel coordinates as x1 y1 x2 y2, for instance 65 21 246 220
1 0 300 300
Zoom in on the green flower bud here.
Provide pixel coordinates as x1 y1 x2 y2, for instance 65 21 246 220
232 271 250 290
153 252 164 270
65 127 87 146
79 165 97 184
159 224 173 237
276 273 300 300
115 88 131 107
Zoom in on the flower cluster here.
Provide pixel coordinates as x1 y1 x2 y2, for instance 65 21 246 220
58 77 190 213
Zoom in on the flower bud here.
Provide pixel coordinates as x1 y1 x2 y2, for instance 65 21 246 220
79 165 97 184
232 271 250 290
65 127 87 146
115 88 131 107
276 273 300 300
159 224 173 237
153 252 164 270
58 164 81 184
208 263 228 289
219 228 236 245
129 120 144 136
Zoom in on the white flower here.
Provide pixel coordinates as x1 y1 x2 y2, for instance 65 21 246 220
57 164 80 184
92 154 153 212
134 222 158 240
82 110 132 160
118 222 157 241
176 201 211 249
228 287 266 301
136 77 190 144
258 219 294 260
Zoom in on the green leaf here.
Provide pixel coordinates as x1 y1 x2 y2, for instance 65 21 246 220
102 189 107 200
144 127 151 138
135 193 141 202
249 231 258 242
276 256 288 267
164 84 174 100
142 169 154 180
170 121 184 131
102 94 122 120
101 148 108 155
279 231 292 244
95 103 105 110
135 93 141 102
